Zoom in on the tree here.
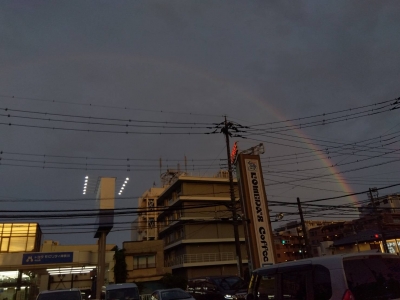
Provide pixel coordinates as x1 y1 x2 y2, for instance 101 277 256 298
113 246 127 283
161 273 187 290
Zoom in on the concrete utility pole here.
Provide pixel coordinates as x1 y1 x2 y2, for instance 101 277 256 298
297 197 312 258
369 188 389 253
222 116 243 278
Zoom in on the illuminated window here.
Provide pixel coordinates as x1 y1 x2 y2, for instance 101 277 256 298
1 238 9 251
26 237 35 251
9 237 27 252
3 224 11 235
29 224 37 234
0 223 40 252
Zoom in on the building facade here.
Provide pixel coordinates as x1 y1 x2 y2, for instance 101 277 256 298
132 188 165 242
123 240 171 293
155 173 247 279
0 223 115 300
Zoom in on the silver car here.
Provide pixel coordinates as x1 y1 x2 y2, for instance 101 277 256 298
246 252 400 300
151 288 195 300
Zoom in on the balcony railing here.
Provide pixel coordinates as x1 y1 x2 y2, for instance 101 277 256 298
166 252 234 267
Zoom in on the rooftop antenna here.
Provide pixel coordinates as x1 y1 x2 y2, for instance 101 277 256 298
159 157 162 186
184 155 187 173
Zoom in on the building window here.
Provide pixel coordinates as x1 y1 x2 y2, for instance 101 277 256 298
0 223 39 253
133 255 156 269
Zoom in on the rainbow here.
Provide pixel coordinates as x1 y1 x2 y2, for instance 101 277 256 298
4 53 358 203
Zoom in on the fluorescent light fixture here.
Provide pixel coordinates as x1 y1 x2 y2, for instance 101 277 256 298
47 266 96 275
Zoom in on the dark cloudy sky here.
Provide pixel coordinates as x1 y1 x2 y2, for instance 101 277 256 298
1 1 399 247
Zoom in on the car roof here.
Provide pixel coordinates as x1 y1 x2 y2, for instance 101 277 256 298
253 252 399 272
39 289 81 294
189 276 242 280
106 283 138 290
154 288 185 292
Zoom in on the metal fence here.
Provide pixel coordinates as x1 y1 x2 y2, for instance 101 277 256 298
166 252 234 266
140 294 152 300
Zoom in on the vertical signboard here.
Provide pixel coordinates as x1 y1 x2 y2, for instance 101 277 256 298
236 154 275 270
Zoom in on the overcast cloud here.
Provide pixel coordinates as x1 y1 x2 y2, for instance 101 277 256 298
0 1 399 247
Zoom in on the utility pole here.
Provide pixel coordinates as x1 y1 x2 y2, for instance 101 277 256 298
369 188 389 253
222 116 243 278
352 224 360 252
297 197 312 258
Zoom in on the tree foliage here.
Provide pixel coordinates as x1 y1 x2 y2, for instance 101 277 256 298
161 273 187 290
113 246 127 283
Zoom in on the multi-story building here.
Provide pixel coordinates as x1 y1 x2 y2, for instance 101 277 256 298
0 225 115 300
358 193 400 217
273 235 304 263
127 186 169 291
0 223 42 300
132 187 165 241
123 240 171 293
155 172 247 279
274 220 340 260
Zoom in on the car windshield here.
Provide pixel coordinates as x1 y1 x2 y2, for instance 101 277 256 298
37 291 81 300
212 277 246 291
160 290 191 300
344 256 400 300
106 288 139 300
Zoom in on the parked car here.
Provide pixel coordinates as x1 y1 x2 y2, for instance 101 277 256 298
246 252 400 300
151 288 195 300
105 283 140 300
187 276 247 300
36 288 83 300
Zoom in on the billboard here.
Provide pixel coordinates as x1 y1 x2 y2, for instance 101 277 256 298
22 252 73 265
236 154 276 270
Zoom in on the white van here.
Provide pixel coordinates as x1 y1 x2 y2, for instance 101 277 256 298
246 252 400 300
105 283 140 300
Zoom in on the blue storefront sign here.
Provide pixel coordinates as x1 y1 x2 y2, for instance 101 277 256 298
22 252 73 265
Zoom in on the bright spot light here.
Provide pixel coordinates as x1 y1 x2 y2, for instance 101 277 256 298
126 178 129 180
